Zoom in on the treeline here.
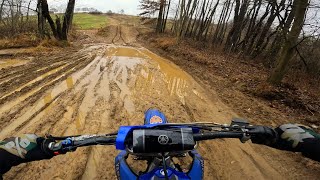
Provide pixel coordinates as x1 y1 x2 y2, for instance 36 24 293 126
142 0 319 84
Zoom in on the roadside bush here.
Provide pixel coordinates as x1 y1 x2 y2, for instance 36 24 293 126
0 19 38 38
89 11 103 15
298 39 320 76
106 10 113 15
0 33 40 49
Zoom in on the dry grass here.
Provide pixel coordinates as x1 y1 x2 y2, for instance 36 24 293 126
150 36 178 50
0 33 40 50
38 39 70 48
96 26 111 37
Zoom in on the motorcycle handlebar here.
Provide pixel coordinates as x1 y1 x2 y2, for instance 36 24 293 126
193 131 245 141
47 135 117 154
72 136 117 147
47 125 276 154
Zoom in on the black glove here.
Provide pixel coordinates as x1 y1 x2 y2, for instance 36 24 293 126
0 134 55 175
270 124 320 162
274 124 319 151
249 126 278 146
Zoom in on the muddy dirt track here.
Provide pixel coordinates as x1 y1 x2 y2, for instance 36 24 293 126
1 15 320 180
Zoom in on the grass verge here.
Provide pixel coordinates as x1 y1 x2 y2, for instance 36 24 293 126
73 13 107 30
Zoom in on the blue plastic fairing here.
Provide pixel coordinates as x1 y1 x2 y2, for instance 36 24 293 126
115 150 137 179
139 167 191 180
144 109 168 125
187 150 204 180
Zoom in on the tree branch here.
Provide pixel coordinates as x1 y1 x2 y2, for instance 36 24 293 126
2 3 37 12
295 47 309 71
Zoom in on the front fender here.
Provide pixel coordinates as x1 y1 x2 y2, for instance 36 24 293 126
187 150 204 180
115 151 137 180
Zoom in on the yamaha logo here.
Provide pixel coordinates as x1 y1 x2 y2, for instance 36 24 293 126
158 135 169 145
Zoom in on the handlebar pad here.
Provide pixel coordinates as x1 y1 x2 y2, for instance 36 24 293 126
193 132 244 141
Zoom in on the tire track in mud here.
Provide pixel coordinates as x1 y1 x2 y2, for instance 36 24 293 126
0 51 78 81
6 45 146 179
0 53 88 98
111 25 128 45
3 45 124 180
0 57 94 129
1 48 111 179
0 46 108 138
111 26 119 44
119 26 128 45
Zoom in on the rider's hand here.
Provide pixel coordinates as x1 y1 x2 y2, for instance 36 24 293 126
0 134 55 175
273 124 320 161
249 126 278 145
274 124 319 151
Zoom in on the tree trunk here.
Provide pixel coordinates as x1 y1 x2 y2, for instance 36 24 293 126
268 0 309 85
188 1 200 37
204 0 220 40
245 3 271 54
37 0 45 38
62 0 75 40
239 0 261 51
40 0 59 39
225 0 250 52
171 0 180 33
250 0 277 56
56 16 62 39
0 0 6 22
156 0 165 33
184 0 198 37
162 0 171 32
213 0 229 44
268 1 295 57
39 0 75 40
26 0 32 22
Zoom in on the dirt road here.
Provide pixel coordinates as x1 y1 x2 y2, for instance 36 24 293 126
1 15 319 179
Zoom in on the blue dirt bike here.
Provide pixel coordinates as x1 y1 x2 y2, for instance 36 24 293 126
46 109 275 180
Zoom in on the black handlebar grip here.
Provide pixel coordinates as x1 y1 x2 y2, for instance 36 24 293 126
248 126 278 145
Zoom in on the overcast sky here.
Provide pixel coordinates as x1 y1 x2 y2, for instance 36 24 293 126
47 0 142 15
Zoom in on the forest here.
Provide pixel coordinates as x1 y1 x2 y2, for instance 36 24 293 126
140 0 320 84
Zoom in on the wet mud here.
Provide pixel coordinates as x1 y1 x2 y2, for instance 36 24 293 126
1 44 319 180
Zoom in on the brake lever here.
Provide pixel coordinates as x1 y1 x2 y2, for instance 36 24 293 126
231 119 251 143
47 138 76 155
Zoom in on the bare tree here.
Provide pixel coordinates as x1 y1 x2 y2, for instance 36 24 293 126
268 0 309 84
0 0 6 22
39 0 75 40
139 0 159 18
224 0 249 52
156 0 165 32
